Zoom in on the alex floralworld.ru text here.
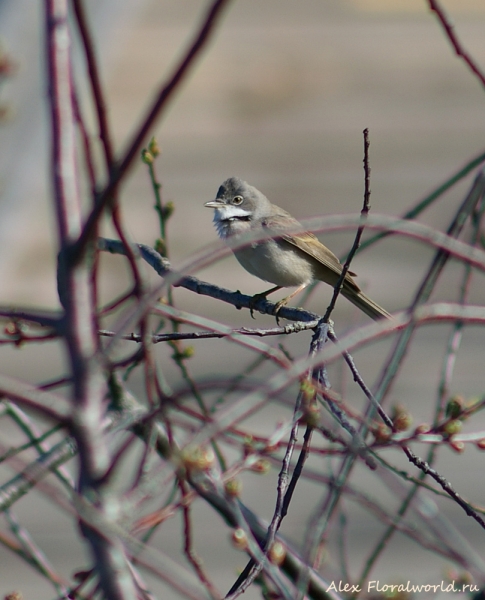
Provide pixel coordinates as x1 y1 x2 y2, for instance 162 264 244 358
326 580 479 594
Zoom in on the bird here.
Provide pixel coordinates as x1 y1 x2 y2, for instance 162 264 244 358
204 177 391 321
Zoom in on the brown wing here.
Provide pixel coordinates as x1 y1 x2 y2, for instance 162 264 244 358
262 208 392 320
262 210 360 291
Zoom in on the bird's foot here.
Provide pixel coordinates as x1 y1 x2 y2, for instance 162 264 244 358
273 296 290 326
248 285 282 319
249 285 281 319
249 292 269 319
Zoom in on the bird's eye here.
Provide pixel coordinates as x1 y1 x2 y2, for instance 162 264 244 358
232 195 243 205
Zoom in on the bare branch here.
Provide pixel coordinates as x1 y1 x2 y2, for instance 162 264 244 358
428 0 485 90
324 127 372 322
74 0 233 256
46 1 137 596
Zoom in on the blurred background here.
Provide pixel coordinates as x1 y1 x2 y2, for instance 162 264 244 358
1 0 485 597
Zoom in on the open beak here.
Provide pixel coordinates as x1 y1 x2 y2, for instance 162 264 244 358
204 200 225 209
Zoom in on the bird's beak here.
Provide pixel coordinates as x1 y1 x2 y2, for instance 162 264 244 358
204 200 224 209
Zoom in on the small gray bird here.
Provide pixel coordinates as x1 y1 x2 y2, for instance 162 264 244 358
204 177 391 321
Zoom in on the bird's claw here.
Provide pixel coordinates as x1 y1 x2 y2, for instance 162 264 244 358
273 298 289 326
249 287 287 323
249 292 266 319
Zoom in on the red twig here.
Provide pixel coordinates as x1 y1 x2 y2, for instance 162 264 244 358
427 0 485 90
72 0 114 167
179 480 221 599
74 0 232 257
72 0 144 311
72 85 96 192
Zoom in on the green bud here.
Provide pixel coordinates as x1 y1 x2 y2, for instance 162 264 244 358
231 528 247 550
154 238 167 257
225 478 242 497
181 346 195 359
141 149 154 164
444 419 462 436
148 136 161 157
172 345 195 361
301 404 321 427
162 201 175 219
445 395 464 419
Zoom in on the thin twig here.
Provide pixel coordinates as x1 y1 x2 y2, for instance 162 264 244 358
179 480 221 599
0 374 70 423
71 83 96 192
99 321 317 343
342 196 485 592
4 402 73 488
355 192 485 591
73 0 144 296
324 128 371 323
228 326 332 595
6 510 69 595
371 168 485 420
293 132 375 596
72 0 114 166
74 0 232 257
356 148 485 255
144 148 226 468
428 0 485 90
403 447 485 529
225 410 303 598
0 437 77 513
0 308 61 328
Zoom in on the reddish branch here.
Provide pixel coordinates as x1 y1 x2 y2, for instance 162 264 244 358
72 0 144 300
46 0 136 597
179 480 221 598
428 0 485 90
74 0 232 258
71 0 114 166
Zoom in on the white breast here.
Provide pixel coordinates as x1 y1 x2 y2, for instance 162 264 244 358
234 239 314 287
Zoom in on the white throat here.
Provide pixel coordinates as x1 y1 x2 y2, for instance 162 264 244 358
213 205 251 221
213 205 252 239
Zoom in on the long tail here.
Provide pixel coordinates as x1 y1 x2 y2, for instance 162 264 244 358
341 286 391 321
